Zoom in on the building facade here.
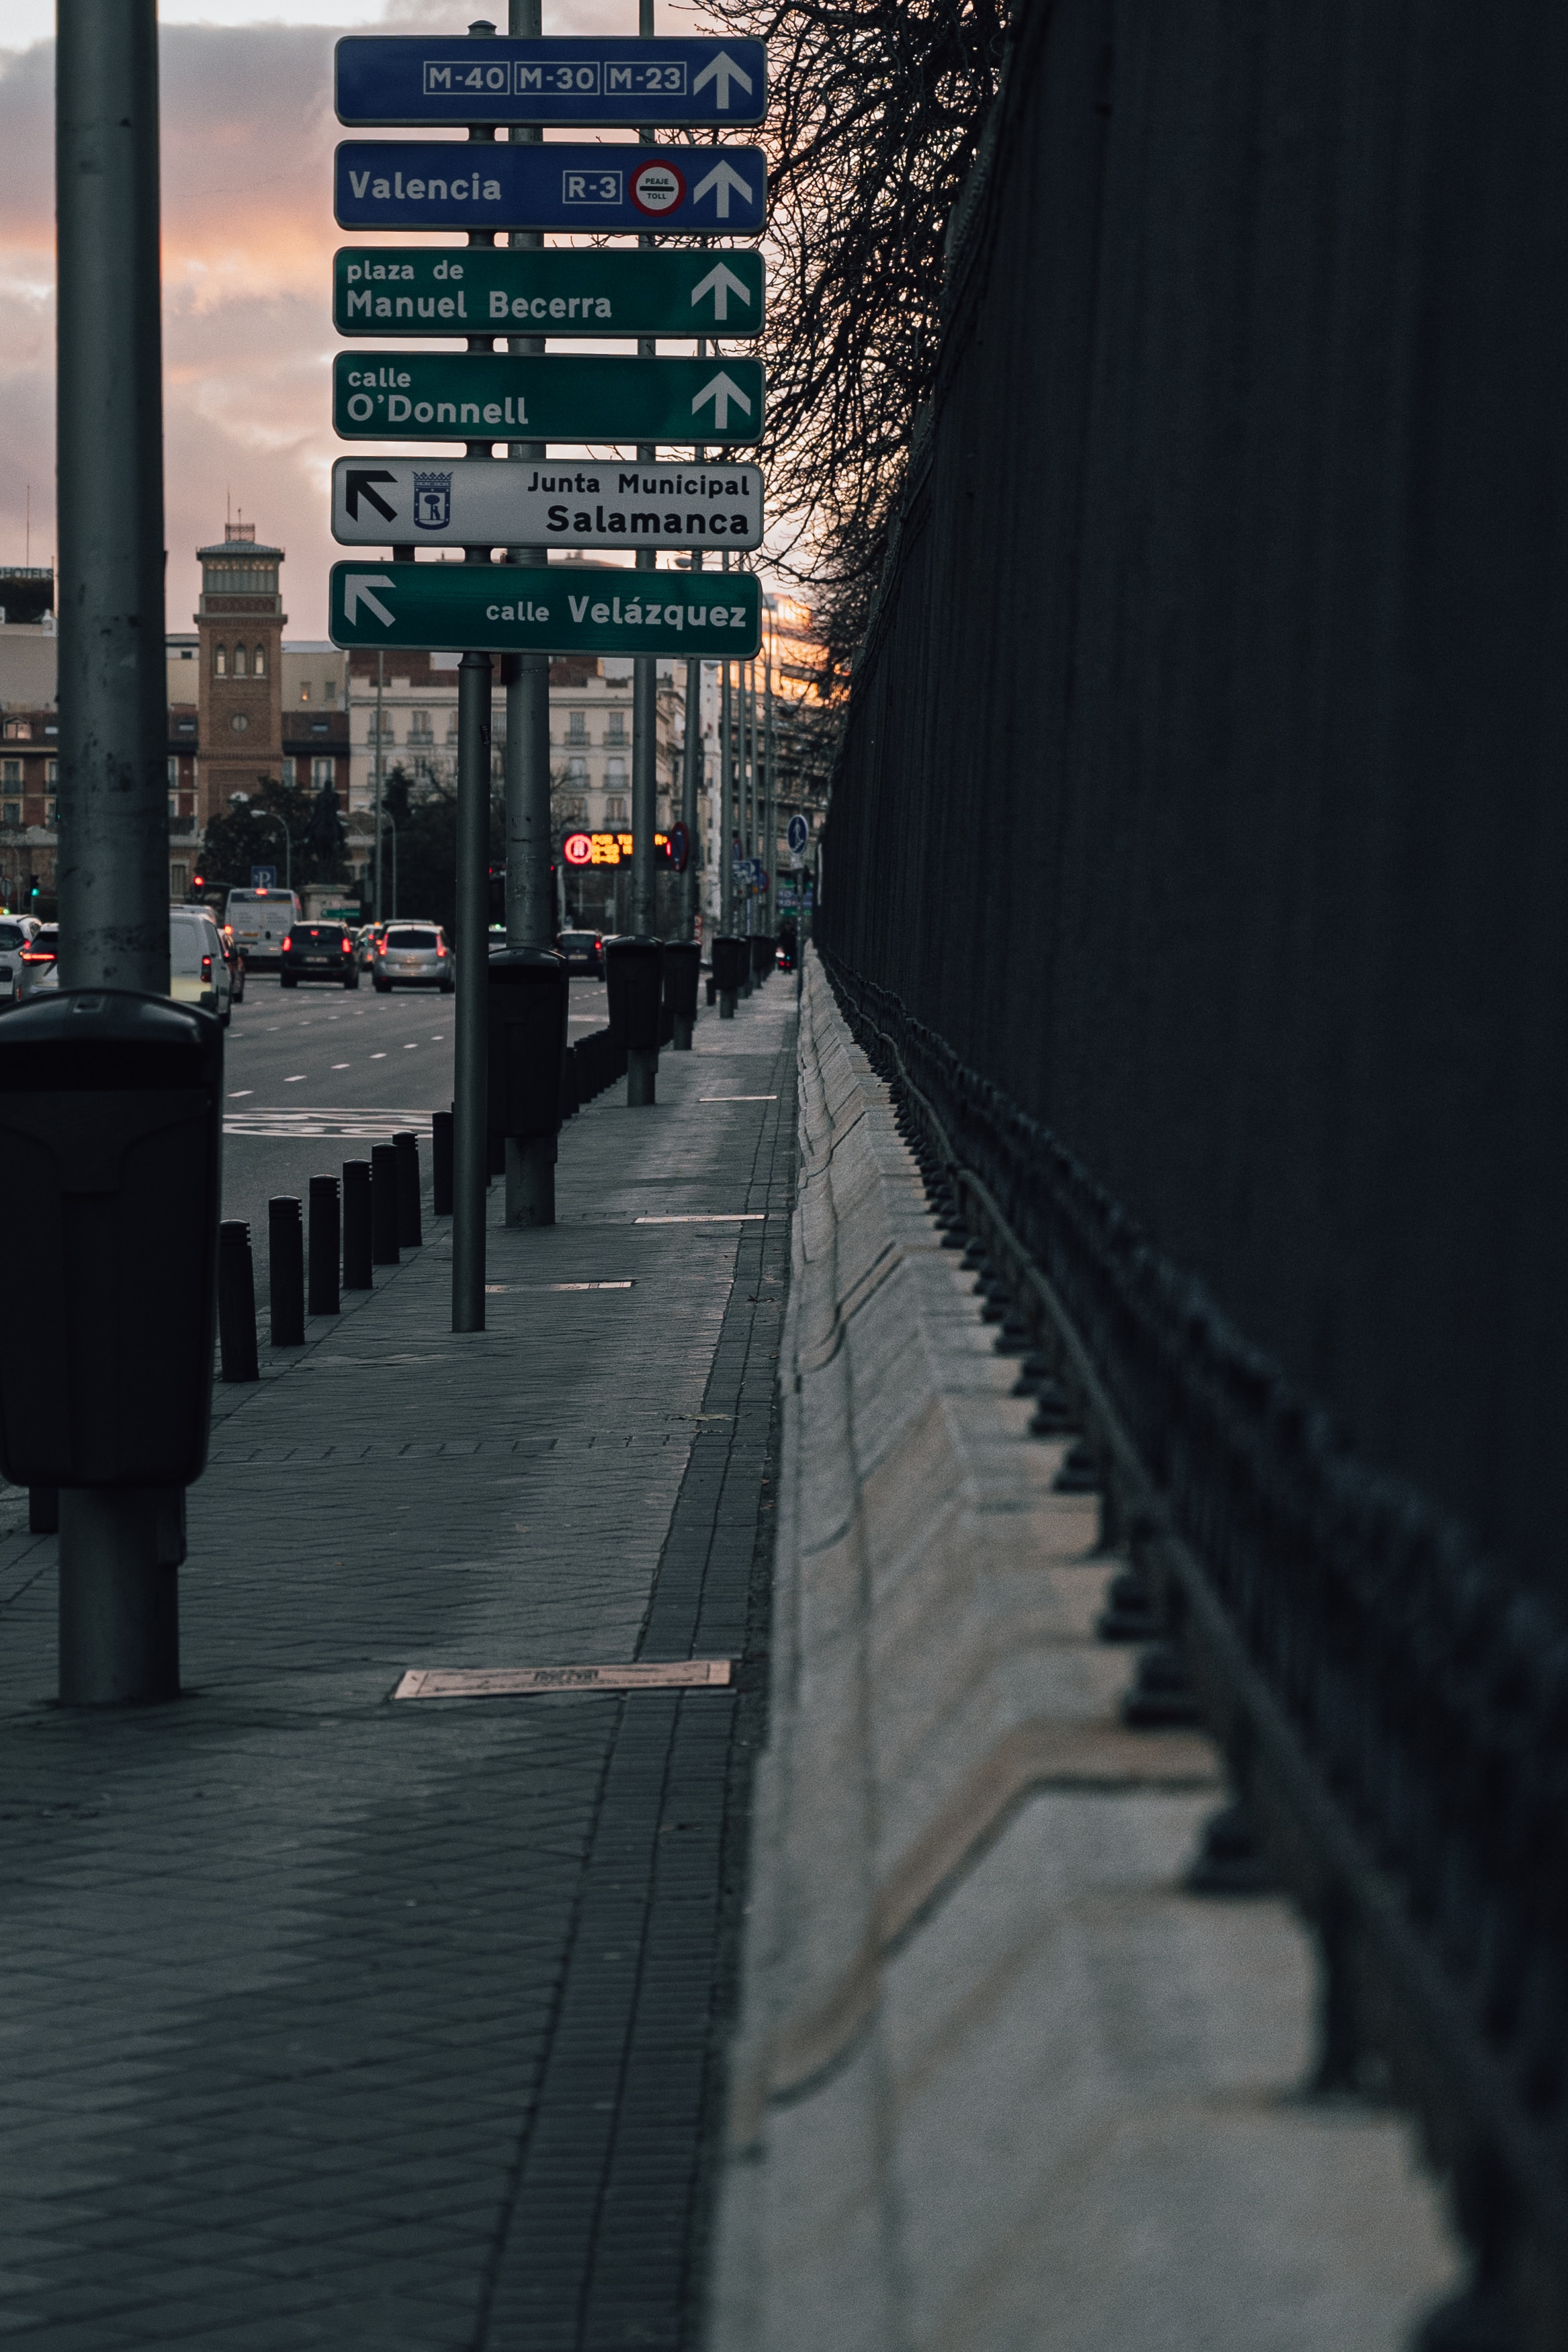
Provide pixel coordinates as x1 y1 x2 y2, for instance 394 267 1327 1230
193 522 288 825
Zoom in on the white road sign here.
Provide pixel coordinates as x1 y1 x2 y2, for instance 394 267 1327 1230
331 455 763 551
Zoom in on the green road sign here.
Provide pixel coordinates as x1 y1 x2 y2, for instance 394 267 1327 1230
336 352 765 445
335 246 764 338
328 561 763 657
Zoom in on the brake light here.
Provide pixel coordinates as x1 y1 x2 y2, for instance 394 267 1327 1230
202 955 212 980
341 937 351 953
19 947 52 963
377 939 387 955
436 941 447 957
281 934 293 953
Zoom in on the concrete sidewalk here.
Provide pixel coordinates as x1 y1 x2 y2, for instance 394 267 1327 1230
0 978 797 2351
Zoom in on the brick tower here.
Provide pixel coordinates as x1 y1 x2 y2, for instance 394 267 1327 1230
195 521 286 826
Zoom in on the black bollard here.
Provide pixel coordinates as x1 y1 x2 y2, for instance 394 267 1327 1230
371 1143 401 1264
432 1109 454 1216
29 1487 58 1534
308 1175 340 1317
343 1159 374 1289
394 1130 423 1248
268 1196 305 1347
218 1219 260 1382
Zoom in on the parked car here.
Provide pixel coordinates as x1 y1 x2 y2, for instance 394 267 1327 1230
557 928 605 979
170 906 232 1024
0 917 39 1007
216 926 246 1004
19 922 59 994
281 922 360 990
373 924 454 993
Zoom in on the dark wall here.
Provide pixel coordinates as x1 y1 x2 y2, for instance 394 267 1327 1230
824 0 1568 1588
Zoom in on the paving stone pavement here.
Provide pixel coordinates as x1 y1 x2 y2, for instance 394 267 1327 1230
0 978 798 2351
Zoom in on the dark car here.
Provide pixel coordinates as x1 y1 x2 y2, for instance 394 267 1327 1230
281 922 359 990
557 928 605 979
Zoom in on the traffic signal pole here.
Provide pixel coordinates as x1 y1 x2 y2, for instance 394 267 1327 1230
54 0 182 1704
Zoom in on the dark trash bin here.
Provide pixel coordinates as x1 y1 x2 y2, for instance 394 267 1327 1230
487 949 568 1138
603 936 664 1051
662 940 701 1051
0 990 222 1487
711 934 746 1014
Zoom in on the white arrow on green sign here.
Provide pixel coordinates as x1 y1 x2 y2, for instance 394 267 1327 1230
334 245 764 338
335 353 765 445
328 561 763 658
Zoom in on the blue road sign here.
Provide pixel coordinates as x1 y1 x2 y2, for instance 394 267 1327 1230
335 142 765 236
251 865 277 889
787 814 809 856
335 36 767 128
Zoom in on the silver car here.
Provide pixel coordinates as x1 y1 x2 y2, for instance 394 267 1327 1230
372 923 455 993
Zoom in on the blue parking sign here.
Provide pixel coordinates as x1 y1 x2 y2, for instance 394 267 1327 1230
251 865 277 889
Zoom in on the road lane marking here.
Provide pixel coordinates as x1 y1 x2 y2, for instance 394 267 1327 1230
634 1213 763 1223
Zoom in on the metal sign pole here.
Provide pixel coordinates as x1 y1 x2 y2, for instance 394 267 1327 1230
719 619 734 968
54 0 180 1704
453 25 497 1332
504 0 558 1223
626 0 660 1107
453 651 491 1330
373 648 384 920
765 636 776 932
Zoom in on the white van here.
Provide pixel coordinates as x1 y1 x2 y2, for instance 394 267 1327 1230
170 908 232 1025
224 886 301 971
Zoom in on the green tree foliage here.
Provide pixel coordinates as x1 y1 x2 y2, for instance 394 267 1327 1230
198 772 353 898
374 767 504 937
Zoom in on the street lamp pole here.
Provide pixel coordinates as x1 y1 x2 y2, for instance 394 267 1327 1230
54 0 179 1704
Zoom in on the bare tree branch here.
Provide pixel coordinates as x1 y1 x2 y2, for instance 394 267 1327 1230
697 0 1008 679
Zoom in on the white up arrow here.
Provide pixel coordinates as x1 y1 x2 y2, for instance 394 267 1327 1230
691 371 753 430
343 574 396 627
692 49 753 109
690 261 753 322
692 159 754 220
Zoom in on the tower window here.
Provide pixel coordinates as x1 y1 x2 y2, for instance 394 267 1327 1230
214 644 227 676
253 644 266 677
233 645 247 678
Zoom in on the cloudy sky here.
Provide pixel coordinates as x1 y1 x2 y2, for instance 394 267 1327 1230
0 0 722 640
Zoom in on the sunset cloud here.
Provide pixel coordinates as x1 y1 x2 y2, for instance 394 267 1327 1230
0 1 736 636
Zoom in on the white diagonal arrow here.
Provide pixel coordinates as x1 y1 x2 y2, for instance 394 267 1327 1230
343 573 396 628
692 49 753 109
691 371 753 430
692 159 754 220
690 261 752 322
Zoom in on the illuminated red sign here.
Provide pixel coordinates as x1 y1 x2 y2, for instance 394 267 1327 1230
561 830 670 869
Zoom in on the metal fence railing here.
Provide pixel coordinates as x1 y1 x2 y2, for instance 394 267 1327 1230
815 3 1568 2341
